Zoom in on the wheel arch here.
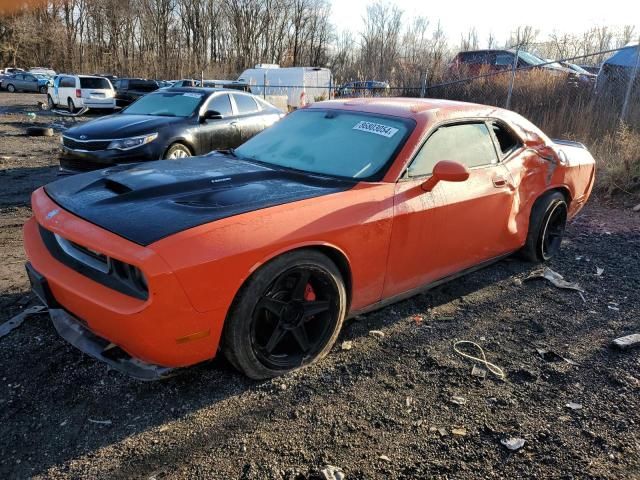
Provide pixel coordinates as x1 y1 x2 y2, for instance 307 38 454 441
164 139 195 157
247 243 353 312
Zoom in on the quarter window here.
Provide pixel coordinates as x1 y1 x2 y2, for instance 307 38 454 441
490 122 522 157
409 122 498 177
233 94 259 114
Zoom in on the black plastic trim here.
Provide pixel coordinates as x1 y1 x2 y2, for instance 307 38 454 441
39 225 148 300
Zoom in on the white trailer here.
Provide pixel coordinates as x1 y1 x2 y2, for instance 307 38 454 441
238 65 332 109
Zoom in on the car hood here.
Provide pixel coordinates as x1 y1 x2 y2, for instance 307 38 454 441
64 114 185 140
44 153 354 246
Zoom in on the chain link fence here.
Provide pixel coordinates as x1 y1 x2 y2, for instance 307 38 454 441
243 45 639 141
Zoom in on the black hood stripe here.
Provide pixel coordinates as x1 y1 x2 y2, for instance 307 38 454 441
45 154 355 246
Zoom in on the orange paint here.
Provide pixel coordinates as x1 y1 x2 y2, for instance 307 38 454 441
23 98 595 369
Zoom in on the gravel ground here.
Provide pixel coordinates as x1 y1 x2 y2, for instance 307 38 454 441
0 92 639 479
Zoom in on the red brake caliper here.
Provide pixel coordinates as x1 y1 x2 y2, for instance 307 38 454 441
304 283 316 302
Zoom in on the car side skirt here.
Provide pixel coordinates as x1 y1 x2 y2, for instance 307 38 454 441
349 251 516 317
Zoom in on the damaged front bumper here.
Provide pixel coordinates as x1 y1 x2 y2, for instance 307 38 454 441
48 308 176 381
27 261 175 381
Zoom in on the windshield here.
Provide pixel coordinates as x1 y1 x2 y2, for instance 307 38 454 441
235 109 413 180
123 91 204 117
80 77 111 89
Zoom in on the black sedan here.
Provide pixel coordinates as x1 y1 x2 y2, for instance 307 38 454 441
59 88 283 173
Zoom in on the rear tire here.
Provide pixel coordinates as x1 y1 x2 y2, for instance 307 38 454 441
67 98 75 113
39 86 47 94
223 250 347 379
164 143 192 159
521 191 568 262
6 84 15 93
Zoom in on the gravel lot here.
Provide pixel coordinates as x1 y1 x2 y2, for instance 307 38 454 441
0 92 639 479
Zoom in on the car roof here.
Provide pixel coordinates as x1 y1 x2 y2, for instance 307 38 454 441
307 97 503 121
165 86 251 95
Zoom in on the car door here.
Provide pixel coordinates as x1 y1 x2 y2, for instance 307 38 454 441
197 92 241 153
23 74 39 92
12 74 25 90
230 93 265 143
58 76 75 103
383 121 517 298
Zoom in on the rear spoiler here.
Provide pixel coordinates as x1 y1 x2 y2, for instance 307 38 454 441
552 139 586 149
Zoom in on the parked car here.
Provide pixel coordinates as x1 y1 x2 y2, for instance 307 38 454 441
171 79 201 88
2 72 52 93
578 65 600 75
337 80 390 97
3 67 24 75
202 79 250 92
24 97 596 380
47 74 115 112
596 44 639 98
559 62 597 86
29 67 56 77
58 87 283 173
112 78 159 107
449 49 574 77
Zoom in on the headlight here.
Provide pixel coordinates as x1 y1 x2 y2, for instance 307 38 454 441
107 133 158 150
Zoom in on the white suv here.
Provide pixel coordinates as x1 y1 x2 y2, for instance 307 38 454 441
48 75 116 112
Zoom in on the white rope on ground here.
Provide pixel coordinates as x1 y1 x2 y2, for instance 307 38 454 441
453 340 506 380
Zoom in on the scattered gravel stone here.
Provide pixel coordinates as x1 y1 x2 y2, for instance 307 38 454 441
501 437 526 451
340 340 353 351
369 330 385 338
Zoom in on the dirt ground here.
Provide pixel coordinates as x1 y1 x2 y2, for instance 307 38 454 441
0 92 639 479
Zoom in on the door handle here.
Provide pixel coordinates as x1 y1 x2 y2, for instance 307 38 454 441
492 175 510 188
230 121 238 126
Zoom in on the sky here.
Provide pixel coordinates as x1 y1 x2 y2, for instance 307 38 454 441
330 0 640 46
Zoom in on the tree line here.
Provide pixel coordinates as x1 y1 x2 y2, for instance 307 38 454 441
0 0 636 85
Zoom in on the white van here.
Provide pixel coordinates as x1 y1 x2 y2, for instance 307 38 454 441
238 65 332 109
48 75 116 112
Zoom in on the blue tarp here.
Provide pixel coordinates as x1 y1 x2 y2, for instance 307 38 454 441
604 45 640 67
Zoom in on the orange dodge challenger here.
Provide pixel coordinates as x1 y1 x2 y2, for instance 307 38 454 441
23 98 595 380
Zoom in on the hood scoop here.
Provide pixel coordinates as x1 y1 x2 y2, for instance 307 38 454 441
104 179 133 195
44 155 353 245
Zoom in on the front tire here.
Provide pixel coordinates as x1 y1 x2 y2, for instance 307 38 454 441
6 84 15 93
39 86 47 94
164 143 191 159
223 250 347 379
521 191 568 262
47 95 55 110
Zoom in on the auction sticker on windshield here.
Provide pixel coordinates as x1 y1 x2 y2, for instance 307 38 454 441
183 93 203 98
352 121 399 138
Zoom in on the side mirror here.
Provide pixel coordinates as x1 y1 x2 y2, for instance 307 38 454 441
421 160 470 192
202 110 223 121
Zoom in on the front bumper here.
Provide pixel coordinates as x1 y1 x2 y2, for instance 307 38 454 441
23 188 227 372
26 261 173 380
49 307 175 380
59 143 161 174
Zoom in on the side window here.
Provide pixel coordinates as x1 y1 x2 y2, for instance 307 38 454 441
495 53 514 66
409 123 498 177
233 94 259 114
60 76 75 88
490 121 522 158
15 74 24 80
112 79 121 89
207 94 233 117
